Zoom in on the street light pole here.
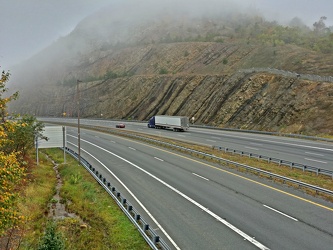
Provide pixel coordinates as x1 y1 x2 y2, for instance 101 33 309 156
77 79 82 163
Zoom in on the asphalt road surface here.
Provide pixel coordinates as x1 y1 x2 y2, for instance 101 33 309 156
57 124 333 250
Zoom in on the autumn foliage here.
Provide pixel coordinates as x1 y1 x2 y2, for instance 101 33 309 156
0 70 44 239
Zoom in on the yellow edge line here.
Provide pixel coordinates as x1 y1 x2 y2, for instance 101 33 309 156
98 129 333 212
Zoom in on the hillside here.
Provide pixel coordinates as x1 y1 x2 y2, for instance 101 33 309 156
8 3 333 136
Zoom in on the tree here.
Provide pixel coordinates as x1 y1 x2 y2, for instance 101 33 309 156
3 115 46 158
0 70 25 237
313 16 327 33
0 71 18 123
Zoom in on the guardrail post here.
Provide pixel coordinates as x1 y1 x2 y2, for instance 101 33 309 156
153 235 160 243
135 214 140 221
143 224 149 231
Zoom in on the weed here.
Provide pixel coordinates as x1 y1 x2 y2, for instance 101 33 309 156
69 174 82 185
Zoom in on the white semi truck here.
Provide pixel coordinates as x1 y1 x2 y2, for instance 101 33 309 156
147 115 189 132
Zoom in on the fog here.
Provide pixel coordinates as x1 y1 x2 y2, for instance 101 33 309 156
1 0 332 71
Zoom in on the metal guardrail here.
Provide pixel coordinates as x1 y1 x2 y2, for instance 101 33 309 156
65 147 171 250
212 145 333 178
45 119 333 198
84 125 333 197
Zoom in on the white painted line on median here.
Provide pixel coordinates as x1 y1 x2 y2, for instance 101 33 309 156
304 158 327 164
263 205 298 221
154 157 164 162
128 147 136 151
192 173 209 181
203 132 333 152
245 146 259 150
79 137 270 250
250 143 263 146
304 152 324 157
206 139 217 142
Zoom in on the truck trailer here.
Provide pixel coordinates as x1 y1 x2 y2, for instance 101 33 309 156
147 115 189 132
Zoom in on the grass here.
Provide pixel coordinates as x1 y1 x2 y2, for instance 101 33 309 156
16 148 150 250
16 152 57 248
51 148 150 250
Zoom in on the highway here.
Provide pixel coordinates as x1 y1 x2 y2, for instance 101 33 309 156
41 117 333 171
58 122 333 250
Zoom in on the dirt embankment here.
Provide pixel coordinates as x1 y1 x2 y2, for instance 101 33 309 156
9 41 333 136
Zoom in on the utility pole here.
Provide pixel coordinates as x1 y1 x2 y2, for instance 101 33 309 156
77 79 82 163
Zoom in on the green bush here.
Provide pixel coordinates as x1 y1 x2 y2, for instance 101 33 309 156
159 68 168 74
37 221 65 250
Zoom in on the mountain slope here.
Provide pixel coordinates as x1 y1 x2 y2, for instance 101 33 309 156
8 3 333 136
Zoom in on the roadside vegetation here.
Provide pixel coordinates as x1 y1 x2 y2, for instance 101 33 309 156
0 70 150 249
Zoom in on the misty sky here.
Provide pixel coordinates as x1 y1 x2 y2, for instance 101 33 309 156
1 0 332 70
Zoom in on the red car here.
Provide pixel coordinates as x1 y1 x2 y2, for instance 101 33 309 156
116 123 125 128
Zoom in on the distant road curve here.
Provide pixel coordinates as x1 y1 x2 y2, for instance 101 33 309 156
240 68 333 82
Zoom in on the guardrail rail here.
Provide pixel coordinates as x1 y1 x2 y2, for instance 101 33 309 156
65 147 171 250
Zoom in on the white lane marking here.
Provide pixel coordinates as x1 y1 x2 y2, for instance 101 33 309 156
154 157 164 162
128 147 136 151
95 136 100 138
304 158 327 164
263 205 298 221
305 152 324 157
211 136 221 139
110 140 116 143
177 135 186 137
206 139 217 142
192 173 209 181
67 141 180 250
250 143 263 146
78 137 270 250
198 130 333 153
245 146 259 150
